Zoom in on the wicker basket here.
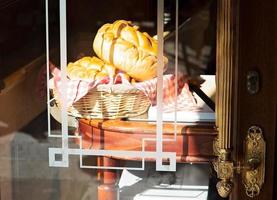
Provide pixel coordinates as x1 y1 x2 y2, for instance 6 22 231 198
54 84 151 119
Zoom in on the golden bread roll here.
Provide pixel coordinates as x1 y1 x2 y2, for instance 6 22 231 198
95 71 109 81
67 63 87 80
67 56 113 81
93 20 168 81
102 64 116 77
67 56 104 80
87 69 98 80
79 57 103 71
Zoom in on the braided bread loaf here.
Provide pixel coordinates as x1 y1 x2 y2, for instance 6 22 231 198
67 56 138 85
93 20 168 81
67 56 120 81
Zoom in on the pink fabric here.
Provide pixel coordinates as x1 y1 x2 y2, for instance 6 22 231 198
51 67 197 110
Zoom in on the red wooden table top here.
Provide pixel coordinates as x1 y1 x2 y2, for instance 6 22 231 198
77 119 217 163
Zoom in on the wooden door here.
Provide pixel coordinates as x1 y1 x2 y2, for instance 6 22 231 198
215 0 277 199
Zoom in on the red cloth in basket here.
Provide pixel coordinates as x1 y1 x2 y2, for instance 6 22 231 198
51 67 197 110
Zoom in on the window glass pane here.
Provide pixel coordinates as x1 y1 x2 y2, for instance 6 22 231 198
0 0 221 199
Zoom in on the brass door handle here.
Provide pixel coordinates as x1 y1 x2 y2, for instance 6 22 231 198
213 126 266 198
246 157 261 170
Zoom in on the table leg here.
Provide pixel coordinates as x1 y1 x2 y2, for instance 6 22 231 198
98 157 119 200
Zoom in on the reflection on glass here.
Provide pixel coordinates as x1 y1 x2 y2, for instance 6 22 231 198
0 0 223 199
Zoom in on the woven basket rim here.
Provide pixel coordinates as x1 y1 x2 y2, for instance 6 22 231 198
52 84 151 119
94 84 143 94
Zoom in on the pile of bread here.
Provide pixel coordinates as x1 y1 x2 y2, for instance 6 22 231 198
67 20 168 83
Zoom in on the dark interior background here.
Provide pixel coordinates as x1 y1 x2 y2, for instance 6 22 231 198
0 0 216 81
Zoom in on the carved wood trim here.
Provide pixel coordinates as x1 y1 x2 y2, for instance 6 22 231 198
216 0 239 150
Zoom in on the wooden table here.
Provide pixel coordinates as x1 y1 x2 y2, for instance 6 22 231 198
78 119 217 200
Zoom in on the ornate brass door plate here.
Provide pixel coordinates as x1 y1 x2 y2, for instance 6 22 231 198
213 126 266 198
242 126 265 198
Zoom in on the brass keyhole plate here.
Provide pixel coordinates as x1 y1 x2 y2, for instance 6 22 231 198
242 126 265 198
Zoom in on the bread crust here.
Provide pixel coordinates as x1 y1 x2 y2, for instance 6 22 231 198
93 20 168 81
67 56 109 81
66 56 132 83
